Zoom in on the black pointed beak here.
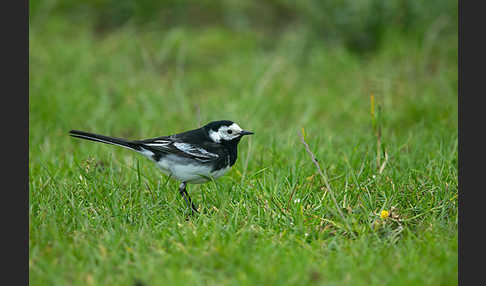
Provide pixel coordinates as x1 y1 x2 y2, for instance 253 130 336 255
240 130 254 136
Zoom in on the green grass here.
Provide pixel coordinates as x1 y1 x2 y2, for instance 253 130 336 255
29 17 457 286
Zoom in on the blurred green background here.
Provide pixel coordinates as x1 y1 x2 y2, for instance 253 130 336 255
29 1 457 285
29 0 457 138
30 0 457 54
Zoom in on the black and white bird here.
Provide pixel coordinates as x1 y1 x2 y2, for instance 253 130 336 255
69 120 253 213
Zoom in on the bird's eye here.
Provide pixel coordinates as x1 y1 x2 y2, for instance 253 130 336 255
227 130 233 134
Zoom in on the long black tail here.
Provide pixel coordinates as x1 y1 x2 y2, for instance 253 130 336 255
69 130 142 151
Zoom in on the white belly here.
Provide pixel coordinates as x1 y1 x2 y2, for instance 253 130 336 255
155 154 231 184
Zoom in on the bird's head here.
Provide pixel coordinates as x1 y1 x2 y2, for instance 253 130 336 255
204 120 254 144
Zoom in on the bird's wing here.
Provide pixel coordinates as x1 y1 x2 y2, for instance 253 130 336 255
172 142 220 159
137 138 219 162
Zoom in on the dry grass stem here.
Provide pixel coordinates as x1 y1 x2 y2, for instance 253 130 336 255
299 129 355 238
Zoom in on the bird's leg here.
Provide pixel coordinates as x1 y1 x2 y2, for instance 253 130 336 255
178 182 198 214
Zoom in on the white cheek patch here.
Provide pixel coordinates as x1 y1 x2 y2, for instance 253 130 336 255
229 123 243 133
209 129 221 143
222 123 243 140
209 123 244 143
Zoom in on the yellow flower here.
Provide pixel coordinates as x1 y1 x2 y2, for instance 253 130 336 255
380 210 389 219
